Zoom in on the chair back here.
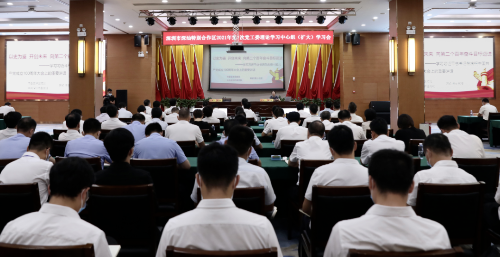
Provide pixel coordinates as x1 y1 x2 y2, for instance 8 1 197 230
0 243 94 257
246 118 255 126
0 114 3 119
354 140 367 157
331 118 339 123
348 247 464 257
0 158 17 174
248 159 259 166
298 160 334 204
0 183 41 233
280 140 304 157
272 130 278 140
415 183 484 247
488 112 500 138
209 122 221 133
299 118 305 126
55 157 102 172
413 157 422 173
167 122 177 126
197 187 266 215
87 184 157 250
130 159 178 211
166 246 278 257
176 141 197 157
99 129 111 140
218 118 225 127
366 129 394 140
50 140 68 157
453 157 499 193
119 118 132 124
409 139 425 156
52 129 67 140
352 122 362 127
311 186 372 248
200 129 211 142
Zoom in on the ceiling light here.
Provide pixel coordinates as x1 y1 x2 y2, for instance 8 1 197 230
252 16 261 25
479 36 483 38
309 20 313 23
316 16 326 24
450 20 454 22
7 3 12 5
2 33 5 35
387 8 390 10
236 0 241 2
139 31 143 33
44 23 47 25
430 36 434 38
210 16 219 25
275 15 284 25
492 29 496 32
231 16 240 25
182 21 186 23
427 14 432 16
65 17 68 19
115 18 120 21
439 30 443 32
295 16 304 24
188 16 197 25
129 25 133 28
9 24 12 26
167 17 176 25
146 17 155 26
162 0 168 2
373 17 378 20
361 24 365 26
352 30 356 32
488 20 491 22
103 11 105 12
223 21 227 23
320 0 326 1
266 20 269 23
339 16 347 24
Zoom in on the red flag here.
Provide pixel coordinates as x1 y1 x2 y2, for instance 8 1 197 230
286 47 298 98
322 46 333 99
192 48 205 99
158 47 171 99
180 48 193 99
309 46 323 99
298 46 310 99
332 60 341 99
170 47 181 98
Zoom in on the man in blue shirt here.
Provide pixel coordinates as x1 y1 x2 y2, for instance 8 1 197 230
0 117 36 159
64 118 111 168
133 123 190 169
217 119 261 166
124 114 146 143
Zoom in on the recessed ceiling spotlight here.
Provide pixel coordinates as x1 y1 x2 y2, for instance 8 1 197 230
491 29 496 32
387 9 390 10
115 18 120 21
129 25 133 28
182 21 186 23
8 24 12 26
44 23 47 25
309 20 313 22
266 20 270 23
430 36 434 38
488 20 491 22
320 0 326 2
373 17 378 19
7 3 13 5
427 14 432 16
361 24 365 26
352 30 356 32
223 21 227 23
450 20 454 22
236 0 241 2
103 10 105 12
139 31 143 33
162 0 168 2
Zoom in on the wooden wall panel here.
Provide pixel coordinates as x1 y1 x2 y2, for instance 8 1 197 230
341 33 390 116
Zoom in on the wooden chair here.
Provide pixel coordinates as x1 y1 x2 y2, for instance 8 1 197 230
0 243 95 257
99 129 111 140
487 112 500 139
272 130 278 140
0 183 41 233
348 247 464 257
453 157 500 194
87 184 159 256
366 129 394 140
218 118 225 127
200 129 211 142
119 118 132 124
52 129 67 140
197 187 266 216
301 186 372 257
409 139 425 157
299 118 305 126
0 158 17 174
130 159 179 218
176 141 197 157
248 159 259 166
354 140 367 157
50 140 68 157
415 183 485 255
280 140 304 157
55 157 102 172
331 118 339 123
166 246 278 257
247 117 256 126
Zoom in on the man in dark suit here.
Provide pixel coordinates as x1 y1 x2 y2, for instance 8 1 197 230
95 128 152 185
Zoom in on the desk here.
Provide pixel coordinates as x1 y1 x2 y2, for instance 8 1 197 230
220 125 264 133
0 116 31 130
457 115 484 137
490 120 500 147
195 101 299 117
212 133 273 143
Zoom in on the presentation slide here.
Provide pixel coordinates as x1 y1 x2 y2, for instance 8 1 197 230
210 45 284 90
6 40 69 100
424 37 494 99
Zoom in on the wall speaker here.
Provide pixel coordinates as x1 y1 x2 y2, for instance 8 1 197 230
134 35 141 47
352 33 361 45
116 90 128 107
344 32 351 43
144 35 150 45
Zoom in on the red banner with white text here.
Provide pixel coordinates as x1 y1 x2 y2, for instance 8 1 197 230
162 31 333 45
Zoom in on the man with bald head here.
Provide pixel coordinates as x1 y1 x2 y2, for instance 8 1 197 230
288 120 332 170
165 108 205 148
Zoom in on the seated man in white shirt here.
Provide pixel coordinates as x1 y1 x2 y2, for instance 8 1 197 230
101 105 127 130
146 107 168 131
321 111 335 130
62 109 84 133
152 101 166 119
478 98 498 121
164 98 177 115
348 102 364 123
0 132 54 204
191 126 276 211
166 108 206 148
361 117 405 165
302 125 368 216
302 103 321 127
0 102 15 116
289 120 332 169
263 105 278 129
234 114 263 149
157 143 282 257
117 102 133 118
138 105 152 123
297 102 311 118
165 107 180 124
58 113 83 141
144 99 152 115
437 115 485 158
0 111 22 141
362 108 376 132
201 106 220 123
95 106 110 123
331 101 340 118
0 157 113 257
274 112 308 149
211 103 227 120
319 100 335 116
262 107 288 137
325 149 451 257
336 110 366 140
243 101 258 122
407 134 477 206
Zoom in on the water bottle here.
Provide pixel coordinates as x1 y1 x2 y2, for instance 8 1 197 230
470 110 473 117
418 143 424 159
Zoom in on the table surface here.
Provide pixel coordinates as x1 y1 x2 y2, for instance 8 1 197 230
457 115 483 124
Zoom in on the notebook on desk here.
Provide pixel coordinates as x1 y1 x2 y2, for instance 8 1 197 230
109 245 121 257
